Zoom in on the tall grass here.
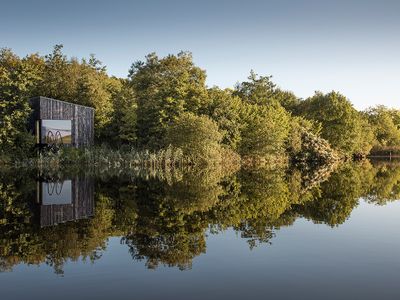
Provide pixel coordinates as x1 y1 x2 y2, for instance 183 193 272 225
10 145 243 186
14 145 187 173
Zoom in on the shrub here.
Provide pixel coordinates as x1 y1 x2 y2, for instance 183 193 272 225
165 112 224 166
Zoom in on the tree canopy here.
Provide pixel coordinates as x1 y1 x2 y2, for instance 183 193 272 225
1 45 400 162
296 91 375 156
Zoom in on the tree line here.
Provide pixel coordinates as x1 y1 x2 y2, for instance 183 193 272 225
1 45 400 163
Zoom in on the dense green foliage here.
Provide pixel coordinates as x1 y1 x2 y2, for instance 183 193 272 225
0 49 39 156
295 91 375 156
165 112 223 165
129 52 209 149
364 106 400 155
1 45 400 163
1 159 400 272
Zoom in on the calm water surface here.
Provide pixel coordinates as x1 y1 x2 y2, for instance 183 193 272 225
1 160 400 299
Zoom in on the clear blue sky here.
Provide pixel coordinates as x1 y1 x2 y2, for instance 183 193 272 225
1 0 399 110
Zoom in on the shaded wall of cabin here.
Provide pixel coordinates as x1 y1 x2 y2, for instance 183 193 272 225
30 96 94 147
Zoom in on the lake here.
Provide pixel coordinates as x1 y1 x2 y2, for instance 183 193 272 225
1 160 400 299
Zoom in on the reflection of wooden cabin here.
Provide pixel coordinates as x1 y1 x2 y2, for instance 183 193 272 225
37 177 94 227
29 96 94 148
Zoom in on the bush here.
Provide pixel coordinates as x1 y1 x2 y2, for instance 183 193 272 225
166 112 224 166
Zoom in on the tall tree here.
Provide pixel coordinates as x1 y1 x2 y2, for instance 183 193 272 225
0 49 43 156
129 52 209 149
364 106 400 148
104 78 137 145
239 103 290 161
297 91 373 155
35 45 115 140
206 88 243 150
234 70 277 106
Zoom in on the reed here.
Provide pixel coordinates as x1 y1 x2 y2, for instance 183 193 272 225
14 145 189 172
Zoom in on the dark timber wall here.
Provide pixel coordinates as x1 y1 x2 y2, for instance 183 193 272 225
30 96 95 147
39 176 95 227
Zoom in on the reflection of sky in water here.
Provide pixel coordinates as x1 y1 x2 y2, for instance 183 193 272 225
1 161 400 299
1 199 399 300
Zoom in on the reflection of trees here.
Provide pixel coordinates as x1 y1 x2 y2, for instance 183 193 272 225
208 167 320 249
120 167 226 269
2 160 400 273
123 231 206 270
294 161 375 226
0 199 116 275
209 169 289 230
0 173 37 272
0 172 119 274
366 160 400 205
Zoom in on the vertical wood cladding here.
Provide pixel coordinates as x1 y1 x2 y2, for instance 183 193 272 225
39 176 95 227
30 96 94 147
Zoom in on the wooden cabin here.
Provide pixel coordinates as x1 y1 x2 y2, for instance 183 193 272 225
30 96 95 148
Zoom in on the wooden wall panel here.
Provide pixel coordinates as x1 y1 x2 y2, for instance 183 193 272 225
30 96 94 147
39 176 94 227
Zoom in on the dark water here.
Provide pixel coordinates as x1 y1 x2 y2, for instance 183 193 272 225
1 160 400 300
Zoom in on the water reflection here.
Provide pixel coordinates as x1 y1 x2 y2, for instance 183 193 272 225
1 160 400 274
38 177 94 227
